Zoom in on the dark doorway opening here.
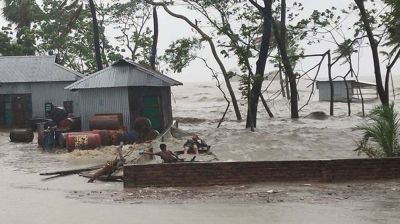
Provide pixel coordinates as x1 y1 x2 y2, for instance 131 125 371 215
0 94 32 128
142 96 162 131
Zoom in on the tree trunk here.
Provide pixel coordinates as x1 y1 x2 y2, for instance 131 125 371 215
88 0 103 71
260 94 274 118
273 0 299 118
344 76 351 116
146 0 242 121
150 6 158 70
285 70 290 99
279 62 286 98
327 50 334 116
354 0 387 105
246 0 273 128
98 16 109 67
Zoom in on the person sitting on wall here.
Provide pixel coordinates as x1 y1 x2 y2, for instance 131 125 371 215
183 134 210 155
141 143 181 163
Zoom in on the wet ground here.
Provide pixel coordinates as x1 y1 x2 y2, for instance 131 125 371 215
1 132 400 223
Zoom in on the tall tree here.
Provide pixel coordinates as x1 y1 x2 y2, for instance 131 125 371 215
2 0 41 28
188 0 305 125
36 0 117 73
354 0 387 104
150 6 158 70
271 0 299 118
2 0 42 55
307 1 399 112
107 0 153 66
146 0 243 121
247 0 274 127
353 0 400 105
88 0 103 70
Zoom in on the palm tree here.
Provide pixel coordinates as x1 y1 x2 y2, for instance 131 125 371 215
354 103 400 158
2 0 42 55
384 0 400 56
2 0 41 28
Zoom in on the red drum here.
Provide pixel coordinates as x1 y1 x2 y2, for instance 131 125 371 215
65 133 101 152
89 114 123 130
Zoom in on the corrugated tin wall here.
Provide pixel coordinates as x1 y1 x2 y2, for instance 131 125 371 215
0 82 79 118
77 87 130 131
31 82 79 117
0 83 31 94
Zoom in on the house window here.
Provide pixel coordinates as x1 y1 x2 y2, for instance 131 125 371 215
45 102 53 118
63 101 73 114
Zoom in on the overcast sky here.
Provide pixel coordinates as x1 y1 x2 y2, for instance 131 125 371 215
149 0 396 83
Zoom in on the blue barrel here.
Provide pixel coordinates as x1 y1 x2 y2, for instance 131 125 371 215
43 130 55 150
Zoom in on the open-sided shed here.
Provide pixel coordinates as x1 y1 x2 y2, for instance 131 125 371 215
65 59 182 132
0 56 82 128
316 80 376 102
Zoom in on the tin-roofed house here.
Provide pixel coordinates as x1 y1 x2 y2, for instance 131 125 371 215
0 56 83 128
65 59 182 132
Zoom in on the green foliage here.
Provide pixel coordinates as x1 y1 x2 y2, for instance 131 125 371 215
15 26 36 55
382 0 400 57
106 0 154 66
333 39 358 64
354 104 400 158
0 26 36 55
238 74 251 98
36 0 96 73
34 0 119 73
1 0 42 55
2 0 42 28
179 0 262 76
162 37 202 73
238 73 264 100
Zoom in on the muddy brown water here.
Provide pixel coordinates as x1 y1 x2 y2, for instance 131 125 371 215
1 132 400 223
2 79 400 223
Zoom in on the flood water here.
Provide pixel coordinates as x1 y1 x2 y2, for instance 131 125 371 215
1 79 400 223
1 141 399 224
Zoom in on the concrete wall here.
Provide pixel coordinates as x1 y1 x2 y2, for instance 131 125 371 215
0 82 79 118
77 87 130 131
318 81 354 102
123 158 400 187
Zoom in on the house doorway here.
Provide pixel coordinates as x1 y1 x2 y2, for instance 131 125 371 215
0 94 32 128
142 96 162 131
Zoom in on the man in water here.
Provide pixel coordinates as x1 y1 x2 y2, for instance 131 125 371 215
142 143 181 163
183 134 209 155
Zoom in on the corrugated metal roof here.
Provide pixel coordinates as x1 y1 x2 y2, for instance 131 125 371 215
65 59 183 90
0 56 83 83
316 80 376 89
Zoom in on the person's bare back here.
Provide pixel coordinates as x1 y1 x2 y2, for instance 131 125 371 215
141 143 180 163
155 150 178 163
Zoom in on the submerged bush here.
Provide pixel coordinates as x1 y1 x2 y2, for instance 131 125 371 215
354 103 400 158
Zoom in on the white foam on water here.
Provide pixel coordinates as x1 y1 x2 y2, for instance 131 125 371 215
170 77 400 161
